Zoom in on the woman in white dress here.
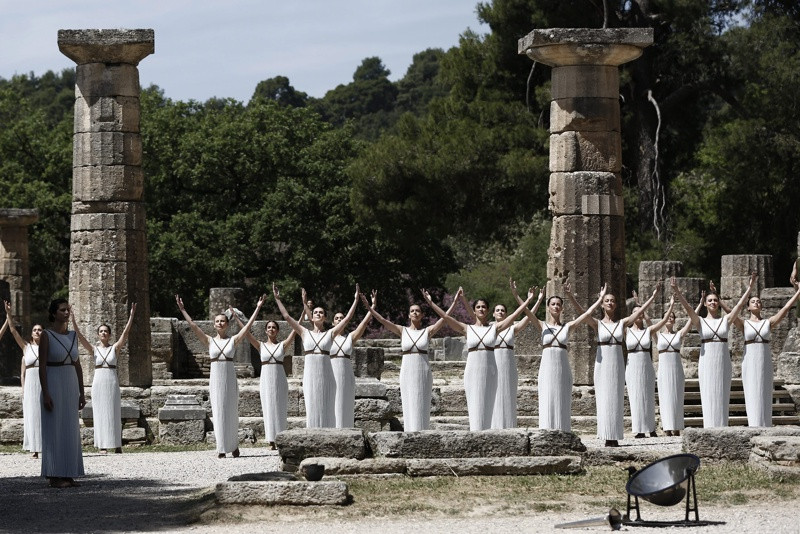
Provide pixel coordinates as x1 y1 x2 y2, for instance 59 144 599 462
273 283 359 428
423 285 536 431
176 294 265 458
3 302 43 458
735 273 800 426
73 304 136 453
518 283 608 431
238 312 301 449
570 286 657 447
671 274 756 428
329 290 377 428
361 289 461 431
652 296 701 436
37 299 89 488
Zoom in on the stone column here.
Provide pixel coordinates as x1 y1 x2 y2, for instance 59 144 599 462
638 260 682 319
0 208 39 328
519 28 653 384
59 29 154 387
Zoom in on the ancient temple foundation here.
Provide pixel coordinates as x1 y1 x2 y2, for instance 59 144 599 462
59 29 154 387
0 208 38 329
518 28 653 383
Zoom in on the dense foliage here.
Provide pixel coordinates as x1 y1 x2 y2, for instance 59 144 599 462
1 0 798 322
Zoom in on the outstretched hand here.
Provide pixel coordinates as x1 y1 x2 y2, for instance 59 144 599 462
599 283 609 298
129 302 137 317
272 283 280 300
510 278 519 297
175 294 185 311
370 289 377 307
420 288 432 303
359 292 371 309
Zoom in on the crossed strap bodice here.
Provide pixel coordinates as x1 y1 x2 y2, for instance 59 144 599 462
209 337 234 362
494 326 514 350
700 317 728 343
744 319 770 345
542 323 569 350
401 327 429 355
260 342 284 365
467 324 496 352
23 343 39 369
597 321 623 346
657 332 682 354
45 330 78 366
626 327 651 354
330 333 353 358
94 345 117 369
302 329 332 356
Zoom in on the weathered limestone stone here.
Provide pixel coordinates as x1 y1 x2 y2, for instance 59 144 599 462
528 429 587 455
0 418 24 443
208 287 244 319
637 261 684 318
405 456 583 477
300 457 407 475
519 28 654 67
750 436 800 480
550 66 619 99
549 131 622 173
158 420 205 444
353 346 384 379
778 352 800 383
720 255 773 300
354 378 387 398
122 427 146 442
549 172 621 216
354 398 392 420
367 430 530 459
0 388 22 418
158 394 207 421
550 98 620 133
61 28 154 388
276 428 368 469
215 480 349 505
683 427 800 462
0 209 39 332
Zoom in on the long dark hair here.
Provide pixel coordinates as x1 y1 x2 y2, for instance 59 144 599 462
48 298 68 323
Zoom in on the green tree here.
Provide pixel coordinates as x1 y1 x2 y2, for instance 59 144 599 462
250 75 308 107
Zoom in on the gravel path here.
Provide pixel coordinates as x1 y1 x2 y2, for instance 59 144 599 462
0 441 796 534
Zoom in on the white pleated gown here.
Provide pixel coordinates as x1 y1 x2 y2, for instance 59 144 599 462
491 326 518 429
330 333 356 428
399 327 433 431
301 329 336 428
464 324 497 431
742 319 772 427
538 323 572 431
698 317 732 428
259 342 288 442
41 330 84 478
656 332 685 431
625 327 656 434
209 337 239 453
594 321 625 441
92 345 122 449
22 344 42 453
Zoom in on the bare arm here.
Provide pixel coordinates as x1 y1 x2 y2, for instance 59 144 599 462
75 357 86 410
3 301 27 350
175 295 209 347
709 281 732 314
359 293 403 337
332 285 360 338
564 280 587 316
429 287 465 335
423 288 466 335
769 285 800 326
568 283 609 328
274 284 305 336
234 314 261 350
301 288 313 322
113 303 137 350
670 277 701 330
511 280 544 332
496 285 537 332
678 293 703 337
459 289 476 322
624 284 660 327
282 308 304 351
20 353 25 392
726 272 757 325
650 297 675 337
791 259 798 287
69 305 95 354
350 290 377 342
232 294 266 345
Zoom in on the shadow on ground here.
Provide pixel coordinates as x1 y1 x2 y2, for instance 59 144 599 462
0 476 213 533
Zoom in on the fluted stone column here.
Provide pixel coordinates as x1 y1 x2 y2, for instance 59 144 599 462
0 208 38 329
519 28 653 384
59 29 154 387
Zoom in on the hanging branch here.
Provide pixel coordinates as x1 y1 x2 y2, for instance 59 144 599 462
647 89 666 241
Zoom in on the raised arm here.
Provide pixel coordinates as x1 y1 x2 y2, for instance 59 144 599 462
3 301 28 350
273 284 305 336
511 280 544 332
113 303 137 350
678 293 704 337
301 288 313 323
69 305 95 354
564 280 587 316
769 284 800 326
670 277 701 330
282 308 304 351
359 293 403 337
234 313 261 350
726 272 757 325
649 296 675 337
708 281 732 314
568 283 609 328
423 288 466 335
233 294 266 345
331 285 360 338
459 289 476 322
624 283 660 327
791 259 798 287
350 290 377 342
495 285 537 332
176 295 209 348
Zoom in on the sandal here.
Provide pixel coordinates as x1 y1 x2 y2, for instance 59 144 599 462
232 448 240 458
218 453 226 459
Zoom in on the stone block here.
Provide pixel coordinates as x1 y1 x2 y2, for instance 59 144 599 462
519 28 653 66
549 131 622 173
517 386 538 415
437 336 466 361
548 172 622 216
238 386 262 417
683 427 800 462
0 418 24 443
750 435 800 465
639 261 683 282
74 95 139 133
405 456 583 477
0 388 22 418
159 420 206 444
299 456 406 475
778 353 800 384
528 429 587 455
353 347 384 379
436 386 466 415
74 62 141 97
122 427 146 442
385 385 402 414
550 65 619 99
73 131 142 166
367 430 529 459
354 398 392 420
550 97 619 133
276 428 368 468
215 480 349 505
287 386 302 417
354 378 387 398
720 255 773 299
72 165 143 201
70 229 146 263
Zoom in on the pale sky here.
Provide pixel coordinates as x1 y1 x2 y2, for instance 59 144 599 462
0 0 487 102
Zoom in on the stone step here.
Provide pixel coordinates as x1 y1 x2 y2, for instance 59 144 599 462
681 402 797 414
682 390 794 402
684 415 800 427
